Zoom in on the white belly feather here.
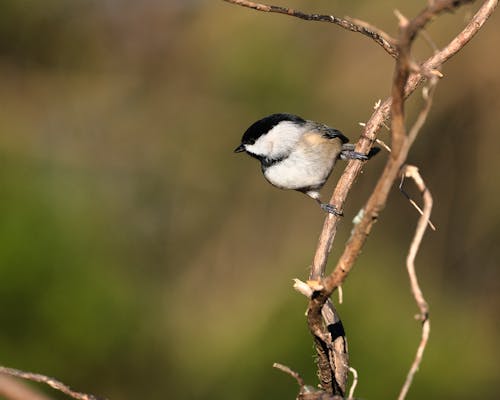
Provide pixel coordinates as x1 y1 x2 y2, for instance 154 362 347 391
263 146 337 191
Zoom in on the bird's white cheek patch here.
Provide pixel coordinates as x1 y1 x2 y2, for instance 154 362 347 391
246 139 273 157
252 121 304 159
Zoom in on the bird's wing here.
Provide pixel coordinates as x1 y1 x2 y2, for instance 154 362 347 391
312 123 349 143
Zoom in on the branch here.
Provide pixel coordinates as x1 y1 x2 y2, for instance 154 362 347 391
222 0 398 58
305 0 497 393
310 0 496 297
0 373 54 400
293 281 349 396
224 0 497 396
402 167 432 319
0 367 103 400
346 367 358 400
397 165 433 400
272 363 305 387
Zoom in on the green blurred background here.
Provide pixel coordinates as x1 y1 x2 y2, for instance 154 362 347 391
0 1 498 399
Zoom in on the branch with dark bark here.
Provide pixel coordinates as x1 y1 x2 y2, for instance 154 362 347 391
222 0 398 58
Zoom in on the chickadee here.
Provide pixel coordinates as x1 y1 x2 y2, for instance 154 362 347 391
234 113 378 215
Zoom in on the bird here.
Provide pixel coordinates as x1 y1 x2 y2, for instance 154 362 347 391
234 113 378 215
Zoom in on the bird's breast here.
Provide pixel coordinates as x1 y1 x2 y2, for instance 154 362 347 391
262 139 341 191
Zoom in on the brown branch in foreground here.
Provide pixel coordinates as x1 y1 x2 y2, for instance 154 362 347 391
222 0 398 58
0 367 103 400
306 0 497 394
397 165 433 400
0 373 54 400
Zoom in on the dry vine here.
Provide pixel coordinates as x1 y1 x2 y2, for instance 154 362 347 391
397 165 433 400
224 0 498 398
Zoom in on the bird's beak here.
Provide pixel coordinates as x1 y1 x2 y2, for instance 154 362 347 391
234 144 246 153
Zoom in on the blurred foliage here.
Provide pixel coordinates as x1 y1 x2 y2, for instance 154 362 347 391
0 1 499 399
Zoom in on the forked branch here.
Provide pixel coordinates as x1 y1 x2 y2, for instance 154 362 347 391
305 0 497 395
310 0 497 286
224 0 498 397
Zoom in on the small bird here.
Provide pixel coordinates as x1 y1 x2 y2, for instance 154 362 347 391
234 113 378 215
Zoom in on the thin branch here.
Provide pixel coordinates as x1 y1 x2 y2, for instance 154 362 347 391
273 363 345 400
337 286 343 304
411 0 498 87
397 165 433 400
407 76 437 143
0 367 103 400
400 166 432 320
420 29 439 54
398 180 437 231
273 363 305 387
222 0 398 58
344 15 397 51
399 318 430 400
375 138 392 153
399 75 438 231
347 367 358 400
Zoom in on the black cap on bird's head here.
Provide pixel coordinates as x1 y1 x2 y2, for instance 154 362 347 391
234 113 306 153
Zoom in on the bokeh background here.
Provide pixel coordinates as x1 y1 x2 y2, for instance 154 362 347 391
0 1 499 399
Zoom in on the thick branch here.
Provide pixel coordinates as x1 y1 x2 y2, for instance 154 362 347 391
306 0 497 393
309 0 497 292
222 0 398 58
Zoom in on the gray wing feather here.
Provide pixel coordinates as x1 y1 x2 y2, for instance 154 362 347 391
307 121 349 143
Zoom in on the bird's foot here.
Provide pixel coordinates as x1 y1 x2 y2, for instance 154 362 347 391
320 203 343 216
340 147 381 161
